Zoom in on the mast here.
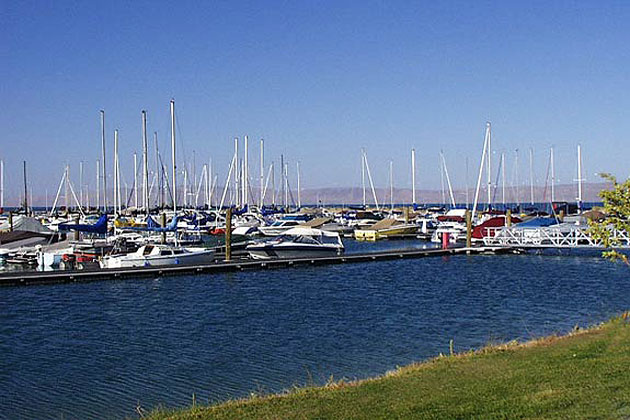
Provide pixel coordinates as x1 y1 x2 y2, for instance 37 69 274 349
133 152 138 208
441 151 456 208
260 139 264 207
389 160 394 211
577 144 583 211
486 122 492 207
23 161 28 214
362 149 379 210
297 161 301 208
529 147 534 205
501 152 506 207
114 129 121 214
170 99 177 212
465 156 469 209
244 135 248 206
96 160 100 210
142 110 149 214
411 148 416 206
0 159 3 210
471 122 490 220
284 162 289 210
514 149 520 207
100 110 107 213
65 165 70 212
79 161 84 208
361 148 366 208
271 161 276 207
550 146 555 202
280 154 285 208
234 138 239 207
154 132 161 209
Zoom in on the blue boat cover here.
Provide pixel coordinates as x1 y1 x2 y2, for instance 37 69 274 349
126 215 179 232
515 217 560 228
58 214 108 235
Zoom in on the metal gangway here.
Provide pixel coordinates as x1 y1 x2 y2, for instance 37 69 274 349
482 224 630 249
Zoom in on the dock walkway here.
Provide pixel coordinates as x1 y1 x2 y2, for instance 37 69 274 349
0 246 512 287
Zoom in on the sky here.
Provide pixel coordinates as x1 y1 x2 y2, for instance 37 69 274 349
1 0 629 205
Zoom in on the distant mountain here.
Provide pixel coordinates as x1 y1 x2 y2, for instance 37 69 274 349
8 182 611 208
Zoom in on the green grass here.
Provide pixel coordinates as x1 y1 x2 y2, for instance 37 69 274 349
147 313 630 420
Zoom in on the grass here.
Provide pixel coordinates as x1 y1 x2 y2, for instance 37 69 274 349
147 313 630 420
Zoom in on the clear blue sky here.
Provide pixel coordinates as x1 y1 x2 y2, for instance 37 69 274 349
2 0 629 204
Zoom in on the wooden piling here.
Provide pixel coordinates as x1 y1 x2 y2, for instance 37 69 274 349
506 209 512 227
225 207 232 261
465 209 472 250
8 212 13 232
74 216 79 241
161 213 166 244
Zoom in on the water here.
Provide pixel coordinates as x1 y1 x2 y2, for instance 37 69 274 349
1 246 629 419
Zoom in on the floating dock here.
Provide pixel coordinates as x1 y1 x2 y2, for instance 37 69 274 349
0 246 513 287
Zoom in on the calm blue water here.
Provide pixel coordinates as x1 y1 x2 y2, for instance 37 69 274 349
1 244 629 419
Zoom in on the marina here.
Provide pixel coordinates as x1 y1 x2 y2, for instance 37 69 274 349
3 2 630 419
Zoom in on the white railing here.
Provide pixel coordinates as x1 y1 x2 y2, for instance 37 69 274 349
482 225 630 249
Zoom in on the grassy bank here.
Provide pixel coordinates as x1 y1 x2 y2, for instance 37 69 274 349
148 314 630 419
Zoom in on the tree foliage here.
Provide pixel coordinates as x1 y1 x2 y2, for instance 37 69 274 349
588 173 630 264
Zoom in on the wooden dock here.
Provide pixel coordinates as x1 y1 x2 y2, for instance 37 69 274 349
0 246 513 287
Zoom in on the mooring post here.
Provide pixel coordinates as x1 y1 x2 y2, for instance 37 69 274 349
74 216 80 241
506 209 512 227
8 211 13 232
404 206 410 223
161 213 166 244
559 210 564 222
225 207 232 261
465 209 472 250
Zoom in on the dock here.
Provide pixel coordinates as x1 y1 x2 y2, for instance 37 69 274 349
0 246 513 287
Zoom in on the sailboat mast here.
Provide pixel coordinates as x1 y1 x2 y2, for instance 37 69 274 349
0 159 4 210
96 160 100 210
170 100 177 212
577 144 583 210
501 152 506 207
389 160 394 211
234 138 239 207
113 130 119 214
280 154 285 208
79 161 84 208
529 147 534 205
133 152 138 208
244 135 248 206
23 161 28 213
271 161 276 207
260 139 264 207
142 110 149 214
154 132 161 209
297 161 301 208
100 110 107 213
361 148 366 208
471 122 490 220
411 148 416 206
486 122 492 206
550 146 555 202
514 149 520 207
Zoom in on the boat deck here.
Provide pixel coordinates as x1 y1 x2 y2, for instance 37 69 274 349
0 246 514 287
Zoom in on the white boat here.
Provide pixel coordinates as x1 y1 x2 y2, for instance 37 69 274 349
246 227 344 260
257 215 309 236
100 244 214 269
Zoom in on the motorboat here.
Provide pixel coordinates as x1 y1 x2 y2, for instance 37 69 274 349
257 214 310 236
99 244 214 269
246 227 344 260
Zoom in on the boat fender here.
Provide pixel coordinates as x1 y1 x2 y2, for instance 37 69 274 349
175 258 180 265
